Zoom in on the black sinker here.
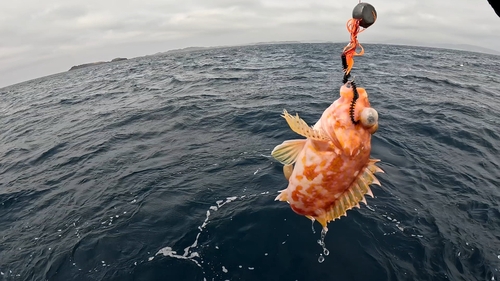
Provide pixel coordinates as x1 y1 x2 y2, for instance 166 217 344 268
352 2 377 28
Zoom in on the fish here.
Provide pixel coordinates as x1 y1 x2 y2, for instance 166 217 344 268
271 83 383 229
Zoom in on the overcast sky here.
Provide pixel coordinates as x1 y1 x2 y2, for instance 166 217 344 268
0 0 498 88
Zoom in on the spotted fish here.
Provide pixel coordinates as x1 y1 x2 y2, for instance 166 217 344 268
271 84 383 229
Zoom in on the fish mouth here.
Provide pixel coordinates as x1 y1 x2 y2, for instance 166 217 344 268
367 123 378 134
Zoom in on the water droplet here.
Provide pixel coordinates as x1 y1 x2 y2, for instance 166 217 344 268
317 228 329 261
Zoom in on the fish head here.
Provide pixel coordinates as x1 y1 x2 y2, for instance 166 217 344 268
338 83 378 134
318 84 379 154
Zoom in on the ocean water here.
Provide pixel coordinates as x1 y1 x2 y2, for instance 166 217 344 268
0 43 499 281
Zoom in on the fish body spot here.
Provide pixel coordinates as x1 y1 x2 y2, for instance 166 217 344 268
304 166 318 181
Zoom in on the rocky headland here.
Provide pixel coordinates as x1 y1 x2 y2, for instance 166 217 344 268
69 58 127 71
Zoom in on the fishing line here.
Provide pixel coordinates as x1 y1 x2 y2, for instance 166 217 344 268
340 2 377 125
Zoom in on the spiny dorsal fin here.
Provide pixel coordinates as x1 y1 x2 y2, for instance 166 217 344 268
282 110 331 142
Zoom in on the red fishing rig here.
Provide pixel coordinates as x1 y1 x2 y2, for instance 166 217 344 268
341 2 377 125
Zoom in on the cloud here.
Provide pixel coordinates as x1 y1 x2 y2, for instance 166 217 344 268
0 0 499 87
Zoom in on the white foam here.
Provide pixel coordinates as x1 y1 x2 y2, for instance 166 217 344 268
366 205 375 212
153 246 202 268
148 192 275 278
150 196 228 269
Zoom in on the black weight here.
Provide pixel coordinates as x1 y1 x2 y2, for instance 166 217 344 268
352 3 377 28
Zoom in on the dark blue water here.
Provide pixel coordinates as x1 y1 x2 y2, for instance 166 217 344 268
1 43 499 281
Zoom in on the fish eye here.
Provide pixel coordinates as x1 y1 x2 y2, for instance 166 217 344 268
360 108 378 130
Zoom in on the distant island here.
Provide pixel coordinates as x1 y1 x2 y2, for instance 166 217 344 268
152 41 309 57
69 57 128 71
68 40 500 72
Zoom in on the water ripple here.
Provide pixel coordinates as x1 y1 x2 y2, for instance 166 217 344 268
0 43 499 281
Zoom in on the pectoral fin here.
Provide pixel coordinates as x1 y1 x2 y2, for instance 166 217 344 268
271 139 306 165
282 110 330 142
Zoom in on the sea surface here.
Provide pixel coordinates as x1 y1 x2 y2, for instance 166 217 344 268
0 43 499 281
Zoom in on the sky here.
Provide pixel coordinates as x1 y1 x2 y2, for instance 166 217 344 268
0 0 499 88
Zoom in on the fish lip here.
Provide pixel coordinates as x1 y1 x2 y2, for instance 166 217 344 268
368 123 378 134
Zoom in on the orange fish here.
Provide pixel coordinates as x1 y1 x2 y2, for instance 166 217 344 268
271 83 383 229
